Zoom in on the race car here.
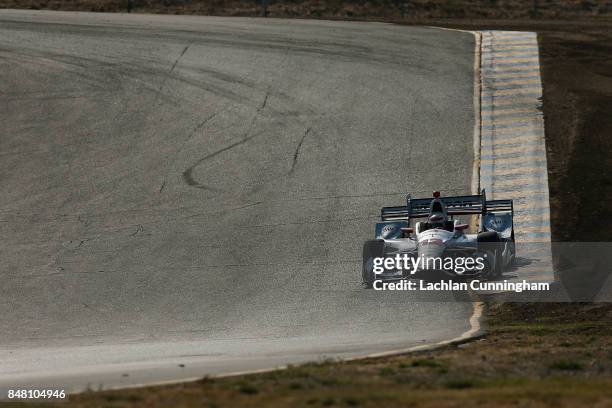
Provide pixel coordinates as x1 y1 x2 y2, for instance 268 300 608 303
362 190 515 287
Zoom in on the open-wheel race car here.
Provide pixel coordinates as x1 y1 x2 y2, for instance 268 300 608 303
362 190 515 287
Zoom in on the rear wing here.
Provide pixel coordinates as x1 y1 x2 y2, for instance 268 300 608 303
380 189 513 221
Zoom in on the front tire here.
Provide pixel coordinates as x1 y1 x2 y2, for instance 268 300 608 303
362 240 385 288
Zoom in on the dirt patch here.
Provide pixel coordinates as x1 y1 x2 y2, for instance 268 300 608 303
538 28 612 242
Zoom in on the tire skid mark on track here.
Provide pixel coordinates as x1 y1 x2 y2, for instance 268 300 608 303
288 127 311 175
181 88 270 190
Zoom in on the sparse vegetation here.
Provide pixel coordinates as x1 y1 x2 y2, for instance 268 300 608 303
234 380 259 395
550 359 584 371
444 377 475 389
411 359 443 368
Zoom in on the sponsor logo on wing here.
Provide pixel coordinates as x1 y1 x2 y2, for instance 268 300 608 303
381 224 396 238
488 217 504 228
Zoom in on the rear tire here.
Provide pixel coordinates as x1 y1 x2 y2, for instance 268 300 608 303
507 229 517 267
478 232 502 279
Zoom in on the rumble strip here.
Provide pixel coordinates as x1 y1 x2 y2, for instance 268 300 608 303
478 31 553 285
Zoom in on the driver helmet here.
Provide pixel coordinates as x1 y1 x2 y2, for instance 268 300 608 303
429 212 445 229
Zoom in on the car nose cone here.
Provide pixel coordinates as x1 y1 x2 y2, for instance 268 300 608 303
418 240 446 269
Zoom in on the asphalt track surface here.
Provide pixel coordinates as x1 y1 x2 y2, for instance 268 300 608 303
0 10 476 391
